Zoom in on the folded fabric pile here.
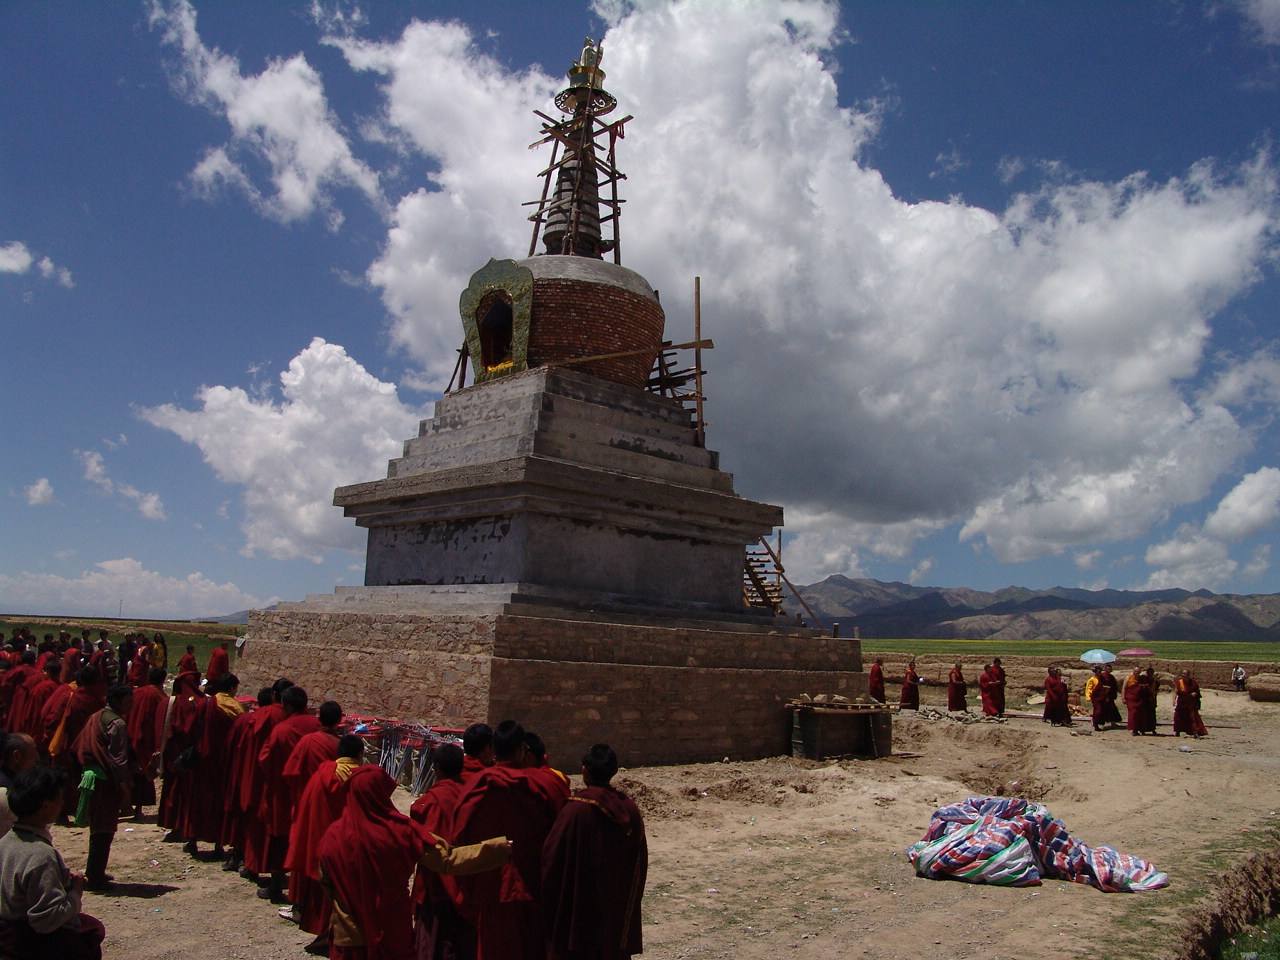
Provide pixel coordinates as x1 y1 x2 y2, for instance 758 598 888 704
907 795 1169 892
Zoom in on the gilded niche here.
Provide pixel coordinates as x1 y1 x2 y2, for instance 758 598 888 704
459 259 535 383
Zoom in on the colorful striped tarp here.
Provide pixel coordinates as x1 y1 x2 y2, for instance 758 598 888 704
907 795 1169 892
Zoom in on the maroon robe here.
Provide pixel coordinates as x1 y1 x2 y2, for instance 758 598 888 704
219 705 260 852
947 670 967 711
1042 674 1071 725
258 711 322 870
127 683 169 807
1173 677 1208 737
52 684 107 814
58 647 83 684
157 673 205 834
978 669 1000 717
281 729 340 804
8 671 54 736
235 703 284 873
899 667 920 710
867 662 885 703
1123 674 1146 732
452 764 565 960
186 697 241 843
541 785 647 960
0 664 36 726
206 647 230 684
990 663 1007 715
177 652 198 676
287 759 358 936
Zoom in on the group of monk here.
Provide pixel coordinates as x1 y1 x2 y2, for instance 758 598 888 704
0 626 649 960
868 655 1211 739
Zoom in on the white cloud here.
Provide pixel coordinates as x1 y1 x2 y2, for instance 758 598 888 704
151 0 1280 585
1074 549 1102 571
0 241 72 286
138 337 423 561
25 478 54 506
908 558 934 584
148 0 382 226
0 241 34 274
1141 468 1280 588
1243 543 1271 578
1204 467 1280 540
0 558 265 619
1236 0 1280 44
76 450 167 520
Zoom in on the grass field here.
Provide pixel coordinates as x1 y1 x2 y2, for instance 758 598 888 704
858 637 1280 662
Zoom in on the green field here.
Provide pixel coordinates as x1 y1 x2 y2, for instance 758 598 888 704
0 618 239 674
858 638 1280 662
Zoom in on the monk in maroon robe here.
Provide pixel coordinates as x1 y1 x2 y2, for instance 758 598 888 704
1098 665 1122 728
867 660 885 703
282 701 343 804
9 659 57 737
318 766 510 960
58 642 84 684
257 685 321 901
234 682 291 880
126 667 169 812
978 665 999 717
990 658 1007 716
50 667 107 816
126 646 150 687
156 670 205 838
206 642 230 686
1123 668 1146 735
452 720 566 960
0 653 37 727
899 661 920 710
184 673 244 855
947 664 967 712
542 744 646 960
1142 668 1160 734
220 687 271 875
523 733 572 810
411 744 474 960
177 646 199 677
1042 667 1071 726
287 735 364 952
461 723 495 786
1173 670 1208 738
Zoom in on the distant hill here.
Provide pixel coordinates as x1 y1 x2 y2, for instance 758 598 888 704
194 606 275 625
786 576 1280 643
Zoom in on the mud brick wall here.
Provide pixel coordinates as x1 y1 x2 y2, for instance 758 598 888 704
241 608 866 767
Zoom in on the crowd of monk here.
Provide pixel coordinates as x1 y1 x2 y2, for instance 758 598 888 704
865 656 1212 737
0 627 649 960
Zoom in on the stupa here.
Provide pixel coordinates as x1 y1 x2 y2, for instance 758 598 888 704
240 41 865 765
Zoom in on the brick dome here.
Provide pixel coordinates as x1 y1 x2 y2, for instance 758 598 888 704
520 256 664 388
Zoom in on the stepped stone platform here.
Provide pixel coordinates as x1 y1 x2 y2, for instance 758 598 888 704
238 363 867 765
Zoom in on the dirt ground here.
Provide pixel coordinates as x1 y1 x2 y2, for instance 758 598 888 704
59 688 1280 960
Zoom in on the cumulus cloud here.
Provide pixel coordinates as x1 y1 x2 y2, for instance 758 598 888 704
1236 0 1280 44
25 478 54 506
150 0 1280 586
148 0 382 226
1141 468 1280 588
77 450 167 520
139 337 422 561
0 241 73 286
0 558 265 619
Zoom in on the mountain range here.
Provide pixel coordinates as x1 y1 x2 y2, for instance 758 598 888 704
786 577 1280 643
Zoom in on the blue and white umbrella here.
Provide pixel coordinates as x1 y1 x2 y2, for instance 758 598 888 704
1080 648 1117 664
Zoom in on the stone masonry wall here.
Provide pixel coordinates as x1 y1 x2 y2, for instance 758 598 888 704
241 607 866 766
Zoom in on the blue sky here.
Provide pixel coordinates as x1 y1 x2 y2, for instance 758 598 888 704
3 0 1280 619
